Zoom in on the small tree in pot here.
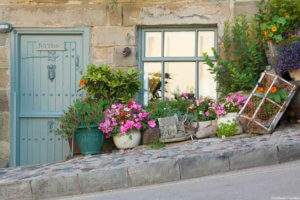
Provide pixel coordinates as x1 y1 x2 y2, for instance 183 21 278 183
55 98 108 155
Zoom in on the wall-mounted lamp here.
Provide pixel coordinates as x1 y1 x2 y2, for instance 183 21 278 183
0 23 12 33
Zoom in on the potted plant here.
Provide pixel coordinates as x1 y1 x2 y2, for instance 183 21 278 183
79 64 141 104
256 0 300 68
215 93 247 135
55 98 107 155
99 101 156 149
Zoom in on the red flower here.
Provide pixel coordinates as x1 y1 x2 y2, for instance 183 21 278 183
80 79 85 86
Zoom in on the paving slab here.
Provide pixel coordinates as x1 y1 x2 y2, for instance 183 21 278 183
0 124 300 200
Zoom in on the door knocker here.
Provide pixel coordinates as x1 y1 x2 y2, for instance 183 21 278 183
47 64 56 81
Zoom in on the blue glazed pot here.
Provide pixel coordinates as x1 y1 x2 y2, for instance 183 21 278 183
75 126 104 155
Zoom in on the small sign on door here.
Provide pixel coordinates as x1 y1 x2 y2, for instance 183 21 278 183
36 42 65 51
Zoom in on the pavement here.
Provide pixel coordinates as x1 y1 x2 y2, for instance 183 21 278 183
1 124 300 200
55 159 300 200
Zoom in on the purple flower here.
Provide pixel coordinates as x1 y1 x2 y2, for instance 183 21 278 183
276 41 300 75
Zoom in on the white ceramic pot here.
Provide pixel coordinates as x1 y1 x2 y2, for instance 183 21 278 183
217 112 243 135
289 69 300 81
113 130 141 149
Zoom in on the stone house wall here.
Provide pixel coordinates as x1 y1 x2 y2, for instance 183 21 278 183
0 0 259 167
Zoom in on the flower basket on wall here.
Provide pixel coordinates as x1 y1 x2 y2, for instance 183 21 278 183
239 72 297 134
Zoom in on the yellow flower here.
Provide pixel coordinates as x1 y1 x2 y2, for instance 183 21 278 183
284 12 289 17
271 26 278 32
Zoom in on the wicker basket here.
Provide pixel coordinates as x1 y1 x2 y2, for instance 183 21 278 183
239 72 297 134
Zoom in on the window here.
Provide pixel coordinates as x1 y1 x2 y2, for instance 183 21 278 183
139 27 217 105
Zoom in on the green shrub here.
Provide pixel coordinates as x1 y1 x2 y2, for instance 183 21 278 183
216 121 238 138
203 16 266 96
55 98 108 139
80 64 141 103
145 98 191 121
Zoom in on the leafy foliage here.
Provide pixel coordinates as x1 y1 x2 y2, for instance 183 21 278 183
256 0 300 44
203 16 266 96
216 121 238 138
268 88 288 104
149 139 166 149
187 98 217 122
55 99 108 139
80 65 141 104
145 98 191 122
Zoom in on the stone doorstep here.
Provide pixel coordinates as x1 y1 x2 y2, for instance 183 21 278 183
0 125 300 200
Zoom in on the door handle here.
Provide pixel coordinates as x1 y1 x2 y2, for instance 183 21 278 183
75 55 79 69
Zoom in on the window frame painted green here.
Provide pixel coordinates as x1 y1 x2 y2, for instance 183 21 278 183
138 26 218 104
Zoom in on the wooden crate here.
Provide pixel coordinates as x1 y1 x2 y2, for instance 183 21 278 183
239 72 297 134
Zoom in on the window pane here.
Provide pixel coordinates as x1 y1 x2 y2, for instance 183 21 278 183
165 62 195 99
145 32 162 57
164 32 195 57
198 31 215 57
198 62 217 99
144 62 162 105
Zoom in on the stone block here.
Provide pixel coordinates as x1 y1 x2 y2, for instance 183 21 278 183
229 144 278 170
123 2 231 28
196 120 218 139
234 1 259 20
0 68 8 89
0 4 106 27
277 142 300 163
0 140 9 164
0 181 33 200
78 167 128 193
0 90 9 112
92 47 114 65
31 175 80 199
0 47 8 61
142 128 160 145
107 4 123 26
0 139 9 168
179 153 229 180
128 159 180 187
0 34 7 46
0 61 9 69
112 47 137 67
0 112 9 142
92 27 136 47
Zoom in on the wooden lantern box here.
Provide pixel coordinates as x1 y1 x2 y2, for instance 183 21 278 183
239 72 297 134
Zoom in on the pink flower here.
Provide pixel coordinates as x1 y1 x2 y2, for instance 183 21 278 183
147 120 156 128
115 110 120 116
124 107 131 112
120 125 127 134
126 113 131 117
134 122 142 129
111 104 117 109
205 111 210 117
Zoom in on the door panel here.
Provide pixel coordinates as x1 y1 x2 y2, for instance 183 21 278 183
19 35 83 166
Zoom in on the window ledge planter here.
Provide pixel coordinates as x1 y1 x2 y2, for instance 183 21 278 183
75 125 104 155
113 130 141 149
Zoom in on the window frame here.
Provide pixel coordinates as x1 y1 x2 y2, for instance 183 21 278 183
138 26 218 104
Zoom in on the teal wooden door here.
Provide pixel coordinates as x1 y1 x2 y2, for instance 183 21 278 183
18 35 84 166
